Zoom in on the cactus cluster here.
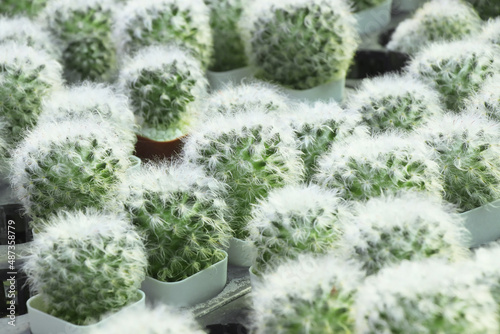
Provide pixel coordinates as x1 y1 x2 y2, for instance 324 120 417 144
466 74 500 122
122 162 232 282
240 0 359 90
23 209 147 325
465 0 500 20
118 45 208 141
352 0 389 12
387 0 482 55
0 0 48 17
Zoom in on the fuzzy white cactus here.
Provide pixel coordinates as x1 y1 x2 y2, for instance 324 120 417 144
355 259 499 334
347 74 443 134
251 253 366 334
314 132 443 202
0 0 48 17
118 44 208 141
387 0 482 55
466 244 500 307
479 17 500 47
466 73 500 122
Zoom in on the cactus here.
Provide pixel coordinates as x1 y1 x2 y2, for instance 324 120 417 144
352 0 388 12
416 112 500 212
466 244 500 308
355 259 498 334
183 108 304 239
118 44 208 141
10 118 133 228
240 0 359 90
466 73 500 122
251 253 366 334
479 17 500 47
314 132 443 202
0 0 48 17
347 74 443 134
0 41 63 146
42 0 118 82
121 161 232 282
387 0 482 55
339 191 469 275
23 209 147 325
115 0 213 68
465 0 500 20
203 0 247 71
406 40 500 111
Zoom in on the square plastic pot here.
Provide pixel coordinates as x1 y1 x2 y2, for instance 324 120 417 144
207 67 256 92
354 0 393 36
227 238 257 267
461 199 500 248
280 77 345 103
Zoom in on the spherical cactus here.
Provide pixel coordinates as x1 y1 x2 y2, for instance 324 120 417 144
42 0 118 82
314 132 443 202
23 209 147 326
0 0 48 17
347 74 443 134
387 0 482 55
251 253 366 334
203 0 246 71
10 118 133 228
339 191 469 275
240 0 359 90
118 44 208 141
416 112 500 212
479 17 500 47
355 259 499 334
465 0 500 20
0 41 63 146
466 73 500 122
406 40 500 111
121 161 232 282
115 0 213 68
183 108 304 239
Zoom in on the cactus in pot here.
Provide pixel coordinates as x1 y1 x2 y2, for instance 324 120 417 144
23 209 147 325
240 0 358 90
466 73 500 122
0 0 48 17
118 44 208 142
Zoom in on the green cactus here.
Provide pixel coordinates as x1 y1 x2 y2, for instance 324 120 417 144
241 0 358 90
466 74 500 122
465 0 500 20
23 209 147 325
0 0 48 17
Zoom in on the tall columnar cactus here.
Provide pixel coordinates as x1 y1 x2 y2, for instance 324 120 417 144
183 108 304 239
0 41 63 146
121 162 232 282
387 0 482 55
417 112 500 212
352 0 388 12
314 132 443 202
42 0 118 82
23 209 147 325
406 40 500 111
339 191 469 275
0 0 48 17
118 45 208 141
355 259 499 334
465 0 500 20
115 0 213 68
251 253 366 334
203 0 246 71
347 74 443 134
10 119 133 228
479 18 500 47
247 184 352 276
466 74 500 122
240 0 359 90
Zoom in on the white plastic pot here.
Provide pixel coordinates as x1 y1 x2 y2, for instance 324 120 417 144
227 238 257 267
207 67 256 92
460 199 500 248
281 77 345 103
27 290 145 334
354 0 393 36
141 251 228 307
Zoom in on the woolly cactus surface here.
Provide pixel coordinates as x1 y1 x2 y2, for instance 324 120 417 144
0 0 48 17
241 0 358 90
479 18 500 47
122 162 231 282
466 74 500 122
23 209 147 325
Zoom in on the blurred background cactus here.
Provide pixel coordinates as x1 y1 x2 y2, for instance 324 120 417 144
0 0 48 17
352 0 389 12
479 18 500 47
465 0 500 20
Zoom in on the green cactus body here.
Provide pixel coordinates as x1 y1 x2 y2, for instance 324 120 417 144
241 0 358 90
466 0 500 20
466 74 500 122
348 74 443 134
115 0 213 68
183 109 304 239
352 0 388 12
0 0 48 17
118 45 208 141
407 40 500 111
122 162 231 282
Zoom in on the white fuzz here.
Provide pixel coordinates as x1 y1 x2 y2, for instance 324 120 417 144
466 73 500 120
479 18 500 46
41 0 117 27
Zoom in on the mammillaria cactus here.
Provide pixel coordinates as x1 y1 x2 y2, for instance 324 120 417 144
10 119 133 227
406 40 500 111
118 45 208 141
339 191 469 275
115 0 213 68
183 108 304 239
417 112 500 212
122 162 232 282
314 132 443 202
347 74 443 134
355 259 498 334
465 0 500 20
0 41 63 145
479 17 500 47
251 253 366 334
387 0 482 55
240 0 358 90
42 0 118 82
0 0 48 17
352 0 388 12
466 74 500 122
